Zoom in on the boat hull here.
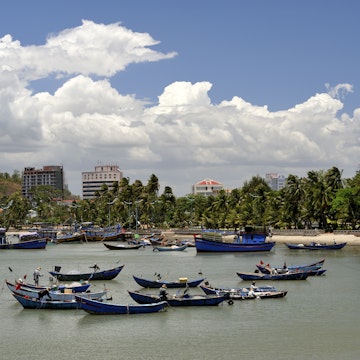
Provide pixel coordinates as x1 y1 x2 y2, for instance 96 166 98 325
103 243 143 250
195 237 275 252
12 292 80 309
133 275 205 288
199 285 287 300
236 271 309 280
0 239 47 249
256 258 326 274
75 295 168 315
285 242 347 250
128 290 228 306
152 244 187 251
49 265 124 281
17 281 91 293
6 281 107 301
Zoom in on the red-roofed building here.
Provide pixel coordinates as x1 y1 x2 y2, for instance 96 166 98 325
192 178 224 196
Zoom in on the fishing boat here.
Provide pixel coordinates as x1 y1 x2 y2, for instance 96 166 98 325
75 295 168 315
236 270 310 281
133 275 205 288
152 244 187 252
285 242 347 250
127 290 230 306
199 284 288 300
256 258 325 274
55 232 85 243
12 292 80 309
0 238 47 250
0 228 47 249
194 226 275 252
5 280 108 301
16 280 91 293
103 243 143 250
49 264 124 281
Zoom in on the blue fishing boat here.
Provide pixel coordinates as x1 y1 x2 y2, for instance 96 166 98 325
75 295 168 315
0 228 47 249
0 238 47 250
285 242 347 250
12 292 80 309
127 290 229 306
17 281 91 293
194 226 275 252
133 275 205 288
6 280 108 301
199 284 288 300
49 264 124 281
256 258 325 274
236 270 310 281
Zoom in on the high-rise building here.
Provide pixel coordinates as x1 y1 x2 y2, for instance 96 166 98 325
192 178 224 196
82 164 123 199
22 165 64 199
265 173 287 191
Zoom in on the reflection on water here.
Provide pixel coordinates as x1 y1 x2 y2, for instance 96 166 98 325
0 243 359 360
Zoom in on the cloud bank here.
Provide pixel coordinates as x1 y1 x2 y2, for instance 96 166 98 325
0 20 359 196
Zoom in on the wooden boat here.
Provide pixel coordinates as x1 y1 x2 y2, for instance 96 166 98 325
16 280 91 293
256 258 325 274
55 232 85 243
0 238 47 250
199 285 288 300
12 292 80 309
103 243 143 250
236 270 310 281
75 295 168 315
49 265 124 281
152 244 187 252
133 275 205 288
127 290 230 306
6 280 108 301
285 242 347 250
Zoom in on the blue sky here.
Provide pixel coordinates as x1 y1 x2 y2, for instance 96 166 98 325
1 1 359 196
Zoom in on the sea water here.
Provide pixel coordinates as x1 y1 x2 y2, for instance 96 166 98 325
0 241 359 360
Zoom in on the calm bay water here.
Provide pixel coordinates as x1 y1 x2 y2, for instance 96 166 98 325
0 239 359 360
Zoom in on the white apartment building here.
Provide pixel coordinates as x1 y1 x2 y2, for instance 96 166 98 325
265 173 287 191
82 164 123 199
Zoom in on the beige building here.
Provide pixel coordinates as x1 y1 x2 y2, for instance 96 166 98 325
192 178 224 196
82 164 123 199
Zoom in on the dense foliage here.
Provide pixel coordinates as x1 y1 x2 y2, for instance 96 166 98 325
1 167 359 230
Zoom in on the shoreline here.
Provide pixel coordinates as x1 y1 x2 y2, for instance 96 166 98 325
6 229 360 246
162 232 360 246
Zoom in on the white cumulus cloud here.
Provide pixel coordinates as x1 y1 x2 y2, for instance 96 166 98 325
0 21 359 196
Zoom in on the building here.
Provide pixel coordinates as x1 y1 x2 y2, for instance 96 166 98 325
192 178 224 196
265 173 287 191
22 165 64 199
82 164 123 200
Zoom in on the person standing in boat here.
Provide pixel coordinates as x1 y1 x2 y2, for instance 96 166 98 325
38 288 52 301
249 282 257 297
33 267 43 286
159 284 168 301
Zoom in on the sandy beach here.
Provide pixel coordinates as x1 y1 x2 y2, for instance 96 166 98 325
271 233 360 246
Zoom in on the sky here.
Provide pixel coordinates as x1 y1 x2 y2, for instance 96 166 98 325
1 0 359 197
